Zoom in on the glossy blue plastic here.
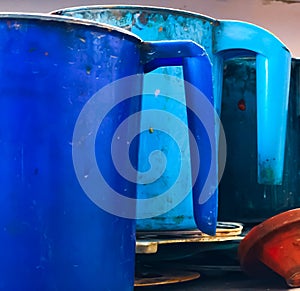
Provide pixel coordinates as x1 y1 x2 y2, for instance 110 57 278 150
214 21 291 185
52 5 291 231
0 13 214 290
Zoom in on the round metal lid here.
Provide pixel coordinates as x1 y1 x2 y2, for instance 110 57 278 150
135 268 200 287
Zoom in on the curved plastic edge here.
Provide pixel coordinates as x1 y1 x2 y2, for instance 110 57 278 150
50 5 217 24
142 41 218 235
214 20 291 185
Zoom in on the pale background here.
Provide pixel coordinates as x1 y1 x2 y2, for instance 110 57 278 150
1 0 300 57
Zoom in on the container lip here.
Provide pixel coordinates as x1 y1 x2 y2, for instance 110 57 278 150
218 19 290 51
51 5 290 51
50 4 217 23
0 12 142 42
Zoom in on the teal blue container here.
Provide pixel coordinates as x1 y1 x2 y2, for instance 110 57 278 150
52 5 291 231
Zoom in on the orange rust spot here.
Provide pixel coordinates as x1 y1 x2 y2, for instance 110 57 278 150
238 99 246 111
158 27 163 32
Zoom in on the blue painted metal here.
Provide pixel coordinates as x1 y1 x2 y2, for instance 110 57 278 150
52 5 291 230
0 13 214 290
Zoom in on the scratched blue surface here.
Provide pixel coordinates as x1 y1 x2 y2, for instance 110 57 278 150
0 13 216 289
53 6 291 232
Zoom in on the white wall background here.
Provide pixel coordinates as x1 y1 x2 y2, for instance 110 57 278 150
1 0 300 56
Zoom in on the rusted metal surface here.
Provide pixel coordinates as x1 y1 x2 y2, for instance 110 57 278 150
135 269 200 287
136 222 243 254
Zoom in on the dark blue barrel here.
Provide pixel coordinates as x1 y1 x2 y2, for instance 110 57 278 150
0 13 214 290
219 58 300 224
0 14 142 291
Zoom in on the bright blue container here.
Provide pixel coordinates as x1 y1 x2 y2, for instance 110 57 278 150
52 5 291 231
0 13 214 290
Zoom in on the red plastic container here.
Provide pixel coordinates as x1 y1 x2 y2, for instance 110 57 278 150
238 208 300 287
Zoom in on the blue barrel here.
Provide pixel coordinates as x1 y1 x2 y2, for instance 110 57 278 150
0 13 214 290
52 5 291 231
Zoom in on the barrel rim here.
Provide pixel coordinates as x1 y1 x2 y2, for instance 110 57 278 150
0 12 142 42
50 4 217 23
